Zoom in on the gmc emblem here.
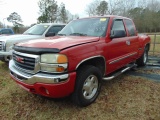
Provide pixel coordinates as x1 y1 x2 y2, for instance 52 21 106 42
16 56 24 63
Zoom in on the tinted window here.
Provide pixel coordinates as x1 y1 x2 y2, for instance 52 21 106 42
125 19 136 36
112 19 126 31
47 26 62 34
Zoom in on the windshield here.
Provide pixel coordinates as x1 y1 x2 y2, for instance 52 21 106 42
23 25 49 35
58 18 109 37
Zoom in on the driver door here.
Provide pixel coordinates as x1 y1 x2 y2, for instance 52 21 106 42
106 19 132 73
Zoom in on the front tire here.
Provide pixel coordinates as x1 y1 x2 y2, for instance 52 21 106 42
71 65 102 107
136 46 148 66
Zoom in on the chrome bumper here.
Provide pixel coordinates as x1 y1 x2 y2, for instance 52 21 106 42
0 51 12 61
9 60 69 85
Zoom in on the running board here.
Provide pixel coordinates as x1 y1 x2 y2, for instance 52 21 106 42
103 64 136 81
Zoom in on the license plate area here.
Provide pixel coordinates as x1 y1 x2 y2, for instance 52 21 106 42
10 71 28 81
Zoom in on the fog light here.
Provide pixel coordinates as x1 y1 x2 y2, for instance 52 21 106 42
54 78 60 83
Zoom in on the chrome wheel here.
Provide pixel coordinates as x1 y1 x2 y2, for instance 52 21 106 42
143 50 147 64
136 46 149 66
71 65 102 107
82 75 98 99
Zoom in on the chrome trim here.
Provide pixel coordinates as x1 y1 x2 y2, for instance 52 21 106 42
9 60 69 84
103 63 136 81
14 51 39 58
13 51 40 74
109 52 137 65
76 55 106 75
0 41 6 51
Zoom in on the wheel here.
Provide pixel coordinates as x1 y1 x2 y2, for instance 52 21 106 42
71 65 102 107
136 46 148 66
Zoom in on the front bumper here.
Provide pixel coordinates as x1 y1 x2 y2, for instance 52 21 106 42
9 60 76 98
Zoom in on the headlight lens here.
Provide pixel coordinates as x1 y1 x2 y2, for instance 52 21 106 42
41 54 68 63
40 54 68 73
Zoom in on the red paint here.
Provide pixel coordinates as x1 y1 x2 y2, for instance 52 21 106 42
17 36 100 49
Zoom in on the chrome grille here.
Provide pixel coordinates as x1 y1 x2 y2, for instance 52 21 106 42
12 51 40 74
0 41 3 51
13 52 35 70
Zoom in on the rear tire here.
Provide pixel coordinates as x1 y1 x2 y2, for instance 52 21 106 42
136 46 148 66
71 65 102 107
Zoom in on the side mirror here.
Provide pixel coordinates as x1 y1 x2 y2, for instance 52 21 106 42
45 32 56 37
110 30 126 39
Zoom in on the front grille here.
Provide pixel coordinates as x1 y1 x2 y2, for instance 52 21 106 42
13 52 36 71
0 41 3 51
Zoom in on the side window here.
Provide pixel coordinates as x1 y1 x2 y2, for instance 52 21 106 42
47 26 62 34
112 19 126 31
125 19 136 36
111 19 126 38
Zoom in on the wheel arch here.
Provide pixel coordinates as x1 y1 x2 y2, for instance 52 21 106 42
76 56 106 76
145 43 150 52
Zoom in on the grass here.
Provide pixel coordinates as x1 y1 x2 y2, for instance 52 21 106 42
0 61 160 120
136 68 160 74
148 34 160 44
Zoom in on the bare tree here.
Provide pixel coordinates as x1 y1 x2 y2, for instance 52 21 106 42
57 3 68 23
96 0 108 15
107 0 122 15
85 0 101 16
37 0 58 23
108 0 135 16
147 0 160 12
138 0 148 9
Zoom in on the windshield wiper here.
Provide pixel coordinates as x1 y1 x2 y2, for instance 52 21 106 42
57 33 66 36
69 33 87 36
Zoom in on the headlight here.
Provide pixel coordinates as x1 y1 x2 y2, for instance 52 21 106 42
40 54 68 73
41 54 68 64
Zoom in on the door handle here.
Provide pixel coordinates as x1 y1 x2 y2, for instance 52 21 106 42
126 40 130 45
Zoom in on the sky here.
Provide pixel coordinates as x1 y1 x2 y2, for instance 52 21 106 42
0 0 93 26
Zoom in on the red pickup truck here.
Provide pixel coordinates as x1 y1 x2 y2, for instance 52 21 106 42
9 15 150 107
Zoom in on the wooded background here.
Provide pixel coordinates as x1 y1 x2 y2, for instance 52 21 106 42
1 0 160 33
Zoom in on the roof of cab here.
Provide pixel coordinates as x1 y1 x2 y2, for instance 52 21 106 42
75 15 132 21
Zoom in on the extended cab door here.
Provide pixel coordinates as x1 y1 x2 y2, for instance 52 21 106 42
106 19 135 73
124 19 139 60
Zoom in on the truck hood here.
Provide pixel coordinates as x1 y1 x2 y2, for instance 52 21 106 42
0 34 42 43
17 36 100 50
